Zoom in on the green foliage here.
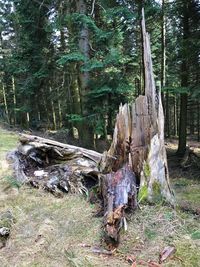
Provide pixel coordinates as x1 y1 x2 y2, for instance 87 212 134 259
1 0 199 144
66 114 84 123
162 86 190 94
81 59 104 72
57 52 86 65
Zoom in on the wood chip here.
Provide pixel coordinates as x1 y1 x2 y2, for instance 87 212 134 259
92 247 113 255
148 261 162 267
159 246 176 263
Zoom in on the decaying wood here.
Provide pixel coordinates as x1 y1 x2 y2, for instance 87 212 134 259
7 134 101 196
99 9 174 247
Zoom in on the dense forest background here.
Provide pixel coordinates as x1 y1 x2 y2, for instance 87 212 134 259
0 0 200 153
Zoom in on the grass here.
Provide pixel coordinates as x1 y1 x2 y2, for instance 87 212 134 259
119 205 200 267
172 178 200 212
0 126 200 266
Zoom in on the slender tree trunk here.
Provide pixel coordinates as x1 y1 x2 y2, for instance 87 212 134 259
138 1 145 94
174 95 178 136
41 88 50 128
165 91 170 137
177 2 189 155
12 76 17 125
189 101 195 135
178 93 188 154
49 86 57 130
76 0 94 148
161 0 166 111
198 101 200 142
2 83 10 123
57 87 62 128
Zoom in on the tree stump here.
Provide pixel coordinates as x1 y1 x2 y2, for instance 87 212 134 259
99 9 174 247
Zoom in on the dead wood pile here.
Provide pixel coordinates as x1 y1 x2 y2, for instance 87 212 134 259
7 134 101 197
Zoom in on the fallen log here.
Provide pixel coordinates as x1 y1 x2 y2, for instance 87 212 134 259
180 146 200 169
7 134 101 196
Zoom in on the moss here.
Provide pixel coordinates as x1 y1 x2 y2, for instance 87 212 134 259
144 162 151 177
151 181 163 204
191 230 200 240
138 184 148 203
152 181 161 195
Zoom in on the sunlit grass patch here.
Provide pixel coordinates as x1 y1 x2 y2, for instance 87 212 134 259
118 205 200 266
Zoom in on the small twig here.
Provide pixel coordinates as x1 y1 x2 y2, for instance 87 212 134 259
89 0 96 16
89 42 96 52
96 3 106 12
92 247 113 255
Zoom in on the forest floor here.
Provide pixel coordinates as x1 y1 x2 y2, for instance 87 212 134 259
0 126 200 267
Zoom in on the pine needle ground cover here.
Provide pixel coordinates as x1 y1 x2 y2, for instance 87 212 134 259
0 127 199 267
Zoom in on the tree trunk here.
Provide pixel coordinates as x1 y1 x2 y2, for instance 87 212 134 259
99 9 174 247
177 1 189 155
161 0 166 112
76 0 94 148
2 83 10 124
198 101 200 142
174 95 178 136
12 76 17 125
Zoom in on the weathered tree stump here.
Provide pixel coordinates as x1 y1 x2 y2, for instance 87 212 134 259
99 9 174 247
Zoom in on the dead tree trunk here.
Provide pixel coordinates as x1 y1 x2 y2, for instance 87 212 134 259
99 9 174 247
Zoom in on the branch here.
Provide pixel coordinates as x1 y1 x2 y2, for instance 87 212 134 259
89 0 96 16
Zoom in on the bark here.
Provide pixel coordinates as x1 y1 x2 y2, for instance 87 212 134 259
161 0 166 112
49 86 57 130
177 2 189 155
12 76 17 125
165 91 170 137
2 83 10 124
173 95 178 137
198 102 200 142
76 0 94 148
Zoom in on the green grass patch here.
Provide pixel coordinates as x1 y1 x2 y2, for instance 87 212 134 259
4 175 22 189
191 230 200 240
